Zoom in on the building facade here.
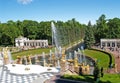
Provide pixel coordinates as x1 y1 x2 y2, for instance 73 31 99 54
15 36 48 48
100 39 120 48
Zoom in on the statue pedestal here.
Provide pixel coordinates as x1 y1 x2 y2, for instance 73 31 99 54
35 60 39 65
81 65 90 75
74 66 79 73
4 58 9 64
60 59 66 72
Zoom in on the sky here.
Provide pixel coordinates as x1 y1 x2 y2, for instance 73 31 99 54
0 0 120 24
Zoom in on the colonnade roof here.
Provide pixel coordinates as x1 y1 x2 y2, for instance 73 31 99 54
24 40 48 42
101 39 120 42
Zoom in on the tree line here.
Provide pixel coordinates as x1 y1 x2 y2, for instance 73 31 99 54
84 14 120 48
1 14 120 48
0 18 85 46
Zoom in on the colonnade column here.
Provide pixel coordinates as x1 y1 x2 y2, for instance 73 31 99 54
105 42 107 47
115 42 117 48
101 41 103 48
110 42 112 47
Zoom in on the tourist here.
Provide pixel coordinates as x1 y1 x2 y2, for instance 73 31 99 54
101 67 104 77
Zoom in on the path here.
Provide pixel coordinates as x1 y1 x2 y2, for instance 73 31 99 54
93 47 120 73
107 49 120 73
0 65 56 83
44 66 94 83
44 74 90 83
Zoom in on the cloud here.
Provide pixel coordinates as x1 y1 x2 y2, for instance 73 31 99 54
17 0 33 5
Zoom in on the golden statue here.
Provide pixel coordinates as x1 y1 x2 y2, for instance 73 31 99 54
61 49 66 60
16 56 21 64
3 47 8 59
52 54 56 66
74 58 78 67
60 49 66 71
3 47 9 64
73 51 79 73
27 55 32 65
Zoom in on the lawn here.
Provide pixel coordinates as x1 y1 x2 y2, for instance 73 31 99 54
84 49 113 68
61 74 120 83
100 74 120 83
12 48 51 60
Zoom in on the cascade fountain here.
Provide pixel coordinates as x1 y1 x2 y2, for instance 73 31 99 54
78 48 82 63
51 22 60 50
0 52 3 65
35 55 39 64
49 50 52 63
8 50 12 63
0 23 65 83
78 48 87 64
0 25 94 83
80 46 86 65
51 22 94 74
24 56 27 65
51 22 63 68
42 52 46 66
69 52 72 60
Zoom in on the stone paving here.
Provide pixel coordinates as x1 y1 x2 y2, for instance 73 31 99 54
0 65 56 83
93 47 120 73
44 66 94 83
106 49 120 73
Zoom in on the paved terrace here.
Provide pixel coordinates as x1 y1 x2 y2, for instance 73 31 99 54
0 65 59 83
93 46 120 73
106 48 120 73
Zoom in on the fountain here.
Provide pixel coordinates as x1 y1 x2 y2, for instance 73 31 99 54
77 47 90 74
2 51 60 75
80 46 86 65
78 48 82 63
0 23 66 83
8 50 12 63
51 22 63 69
0 22 93 78
68 52 72 59
0 52 3 65
49 50 52 63
51 22 93 75
35 55 39 64
21 56 27 65
42 52 46 66
51 22 90 73
51 22 60 50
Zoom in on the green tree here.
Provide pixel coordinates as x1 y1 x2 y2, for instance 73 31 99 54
16 20 24 36
0 24 18 45
0 19 86 46
36 21 51 44
22 20 38 39
84 21 95 48
93 63 100 82
95 14 108 42
107 18 120 38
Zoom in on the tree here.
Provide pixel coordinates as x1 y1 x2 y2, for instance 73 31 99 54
95 14 108 42
93 62 100 82
0 19 86 46
16 20 24 36
84 21 95 48
107 18 120 38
